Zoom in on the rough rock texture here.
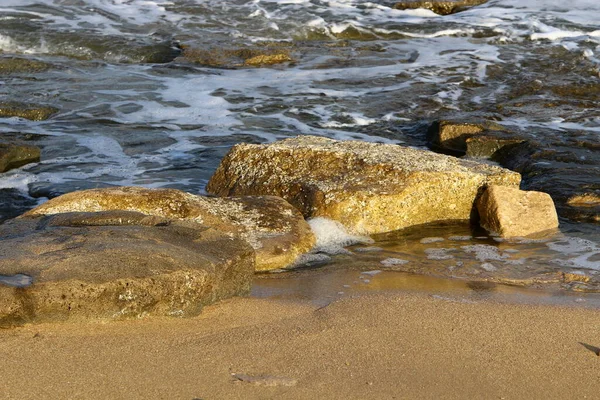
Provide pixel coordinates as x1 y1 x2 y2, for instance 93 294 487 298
393 0 488 15
0 102 58 121
0 211 254 326
476 185 559 237
180 47 293 68
0 57 51 74
427 120 507 155
207 136 521 235
0 142 41 172
465 134 526 159
25 187 315 271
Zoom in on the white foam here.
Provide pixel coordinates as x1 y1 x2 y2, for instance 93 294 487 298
547 237 599 254
380 258 409 267
308 217 373 255
424 248 454 260
461 244 509 262
420 237 445 244
361 270 382 276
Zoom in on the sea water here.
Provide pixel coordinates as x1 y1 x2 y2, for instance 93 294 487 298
0 0 598 291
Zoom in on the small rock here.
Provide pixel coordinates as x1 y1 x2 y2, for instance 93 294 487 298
0 102 58 121
476 185 559 237
427 120 507 155
465 134 526 159
180 46 293 68
0 57 51 74
393 0 488 16
0 142 41 172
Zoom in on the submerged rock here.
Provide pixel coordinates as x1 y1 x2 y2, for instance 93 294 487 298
24 186 315 271
0 211 254 326
393 0 488 15
476 185 559 238
465 134 526 159
0 57 51 74
0 142 40 172
207 136 521 235
0 102 58 121
180 46 293 68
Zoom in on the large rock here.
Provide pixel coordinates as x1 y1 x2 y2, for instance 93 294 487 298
0 142 41 172
476 185 559 237
206 136 521 235
0 211 254 326
24 187 315 271
393 0 488 15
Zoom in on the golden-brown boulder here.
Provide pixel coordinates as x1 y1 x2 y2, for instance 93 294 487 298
24 187 315 272
207 136 521 235
476 185 559 237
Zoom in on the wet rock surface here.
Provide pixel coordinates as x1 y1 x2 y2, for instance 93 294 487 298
476 185 559 238
393 0 488 15
0 102 58 121
493 141 600 224
207 135 521 234
0 57 52 74
0 142 40 172
0 211 255 327
180 46 293 68
25 186 315 271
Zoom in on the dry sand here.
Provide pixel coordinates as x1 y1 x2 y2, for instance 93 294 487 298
2 290 600 399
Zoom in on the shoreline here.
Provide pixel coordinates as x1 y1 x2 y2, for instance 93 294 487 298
2 286 600 399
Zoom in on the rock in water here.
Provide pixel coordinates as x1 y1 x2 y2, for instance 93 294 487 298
393 0 488 15
0 142 41 172
206 136 521 235
0 211 254 326
476 185 559 238
24 186 314 271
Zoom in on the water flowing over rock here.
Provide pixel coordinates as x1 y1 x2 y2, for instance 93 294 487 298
393 0 488 15
180 46 293 68
24 186 315 272
476 185 559 238
0 57 51 74
0 211 255 327
207 136 521 235
0 142 40 172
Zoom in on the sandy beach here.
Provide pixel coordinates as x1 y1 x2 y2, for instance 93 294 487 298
2 285 600 400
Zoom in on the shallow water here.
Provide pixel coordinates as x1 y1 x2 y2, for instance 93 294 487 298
0 0 598 292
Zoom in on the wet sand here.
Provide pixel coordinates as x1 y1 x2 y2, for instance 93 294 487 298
2 285 600 399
